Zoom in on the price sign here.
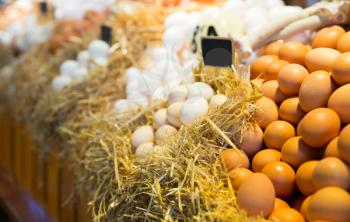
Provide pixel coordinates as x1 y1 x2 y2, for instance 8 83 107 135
201 37 233 67
101 25 112 45
39 1 48 15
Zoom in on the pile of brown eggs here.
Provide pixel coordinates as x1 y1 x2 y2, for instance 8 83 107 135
221 25 350 222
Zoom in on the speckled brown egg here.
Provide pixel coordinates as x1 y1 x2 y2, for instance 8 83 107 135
299 71 336 112
307 187 350 222
251 55 278 79
228 168 253 190
255 96 279 129
338 124 350 164
265 60 289 81
279 41 309 65
298 108 341 148
252 149 281 172
261 80 289 105
239 124 264 157
220 149 250 171
328 84 350 123
279 97 305 125
296 161 319 196
305 48 340 72
336 31 350 52
325 137 340 158
332 53 350 85
264 120 295 150
312 26 345 49
278 64 309 96
237 173 276 217
269 207 305 222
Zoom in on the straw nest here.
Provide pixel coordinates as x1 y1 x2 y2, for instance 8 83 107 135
76 62 267 221
0 43 13 70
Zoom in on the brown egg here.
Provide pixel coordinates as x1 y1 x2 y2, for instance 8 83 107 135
296 161 319 196
336 31 350 52
312 26 345 49
220 149 250 171
312 157 350 190
265 60 289 80
279 41 309 65
305 48 341 72
237 173 275 217
239 124 264 157
325 137 340 158
261 80 289 105
255 96 279 129
265 41 284 55
262 161 296 198
252 149 281 172
269 208 305 222
278 64 309 96
281 137 318 168
332 53 350 85
274 198 290 210
251 55 278 79
307 187 350 222
264 120 295 150
228 168 253 190
251 78 264 89
328 84 350 123
301 195 312 218
338 124 350 164
299 71 336 112
279 98 305 125
298 108 341 148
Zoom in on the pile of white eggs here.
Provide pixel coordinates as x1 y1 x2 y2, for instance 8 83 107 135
52 40 110 91
131 81 228 160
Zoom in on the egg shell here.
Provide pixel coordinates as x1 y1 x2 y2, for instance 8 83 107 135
273 198 290 211
336 31 350 52
228 168 253 190
155 124 177 143
60 60 79 77
263 120 295 151
278 63 309 96
72 67 88 80
312 26 345 49
261 80 289 105
279 41 309 66
262 161 296 198
187 82 214 100
209 94 227 109
269 207 305 222
312 157 350 190
135 142 155 160
153 109 168 129
298 108 341 148
281 136 318 168
92 56 108 66
279 97 305 125
52 75 72 91
113 99 138 112
77 50 91 67
325 137 340 158
299 71 336 112
328 84 350 123
252 149 281 172
264 40 283 55
255 96 279 129
180 97 208 126
305 48 340 72
168 85 188 104
307 187 350 222
131 125 154 148
331 53 350 86
264 59 289 81
239 124 264 157
237 173 275 218
88 40 110 59
338 124 350 164
300 196 312 218
296 161 318 196
167 102 183 128
250 55 278 79
220 149 250 171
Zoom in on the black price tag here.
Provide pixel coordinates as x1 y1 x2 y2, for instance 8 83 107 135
201 37 233 67
39 1 48 15
101 25 112 45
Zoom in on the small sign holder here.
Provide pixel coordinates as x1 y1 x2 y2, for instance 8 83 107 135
101 25 112 45
201 37 234 67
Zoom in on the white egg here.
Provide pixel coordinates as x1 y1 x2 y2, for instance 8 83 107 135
168 85 188 104
113 99 138 112
209 94 228 109
135 142 155 159
125 67 142 82
52 75 72 91
127 92 149 108
187 82 214 100
92 56 109 66
88 40 110 59
155 124 177 143
60 60 80 77
72 67 88 80
223 0 244 13
180 97 209 126
153 108 168 129
167 102 183 128
77 51 91 67
131 125 154 148
163 27 184 52
151 86 169 102
165 12 189 28
147 47 168 61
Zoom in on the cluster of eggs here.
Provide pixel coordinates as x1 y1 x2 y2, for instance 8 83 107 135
130 82 228 160
221 25 350 222
51 39 110 91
